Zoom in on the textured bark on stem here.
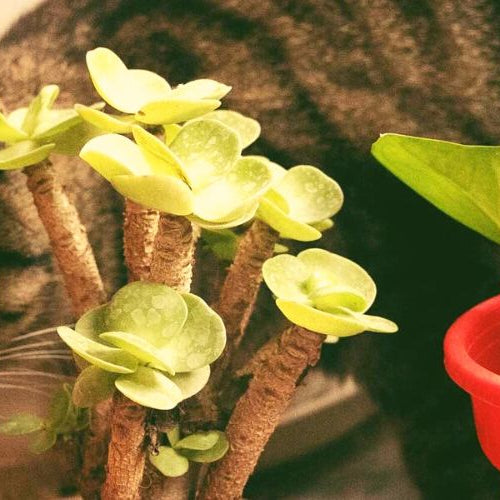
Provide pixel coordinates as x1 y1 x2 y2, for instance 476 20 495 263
124 200 159 282
24 161 105 317
198 326 324 500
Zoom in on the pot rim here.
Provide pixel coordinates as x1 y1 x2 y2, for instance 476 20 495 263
444 294 500 407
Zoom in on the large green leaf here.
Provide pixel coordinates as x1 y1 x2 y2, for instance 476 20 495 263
115 366 183 410
0 414 44 435
202 110 260 148
0 141 54 170
372 133 500 244
137 99 221 125
72 366 117 407
57 326 138 373
86 47 171 113
149 446 189 477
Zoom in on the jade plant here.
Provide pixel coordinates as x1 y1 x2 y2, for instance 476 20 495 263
0 46 398 500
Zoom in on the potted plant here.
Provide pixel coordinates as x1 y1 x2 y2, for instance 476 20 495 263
372 133 500 471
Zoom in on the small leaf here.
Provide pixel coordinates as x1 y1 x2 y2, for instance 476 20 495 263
170 119 240 189
169 365 210 399
32 108 81 140
0 141 55 170
30 430 57 454
311 218 334 232
312 288 368 313
57 326 138 373
167 425 180 447
0 414 44 435
189 204 257 230
169 79 231 100
48 384 74 433
334 306 399 333
164 124 182 145
115 366 183 410
75 104 134 133
201 229 239 261
181 432 229 463
22 85 59 135
0 112 28 142
149 446 189 477
372 133 500 244
52 120 104 156
274 243 288 254
201 110 260 148
73 366 117 408
137 99 221 125
111 174 194 215
86 47 171 113
175 431 219 451
75 304 108 340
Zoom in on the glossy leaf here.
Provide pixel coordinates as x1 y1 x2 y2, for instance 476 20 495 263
0 414 44 435
181 432 229 463
175 431 220 451
169 365 210 399
30 430 57 454
170 79 231 100
115 366 183 410
202 110 260 148
73 366 117 408
57 326 138 373
137 98 221 125
86 47 171 113
372 133 500 244
149 446 189 477
75 104 134 133
170 119 240 189
105 282 188 347
0 112 27 142
160 293 225 372
0 141 54 170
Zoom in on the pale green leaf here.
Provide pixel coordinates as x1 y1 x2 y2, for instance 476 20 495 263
181 432 229 463
75 304 108 341
275 166 343 224
372 133 500 244
0 414 44 435
80 133 152 180
0 112 28 142
149 446 189 477
48 384 74 433
170 119 240 189
169 365 210 399
7 108 28 131
202 110 260 148
73 366 117 408
311 218 334 232
105 282 188 348
75 104 134 133
170 79 231 100
99 331 175 374
111 174 194 215
52 120 104 156
22 85 59 135
32 108 81 140
175 431 219 451
115 366 183 410
167 425 181 446
0 141 54 170
274 243 289 254
30 430 57 454
164 124 182 145
137 99 221 125
86 47 171 113
159 293 225 372
334 306 398 334
189 204 257 230
311 288 368 313
57 326 138 373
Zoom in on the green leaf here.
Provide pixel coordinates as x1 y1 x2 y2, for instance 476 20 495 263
115 366 183 410
169 365 210 399
170 119 240 189
149 446 189 477
22 85 59 135
167 425 181 447
80 133 152 180
30 430 57 454
160 294 226 372
311 288 368 313
73 366 117 408
311 218 334 232
86 47 171 113
75 304 108 340
181 432 229 463
57 326 138 373
169 79 231 100
137 99 221 125
275 166 343 224
105 282 188 347
0 112 28 142
274 243 289 254
52 120 104 156
201 229 239 261
202 110 260 148
193 156 272 222
0 141 54 170
32 108 81 140
163 124 182 145
174 431 220 451
334 306 398 333
257 197 321 241
99 331 175 374
189 205 257 230
48 384 74 433
75 104 134 133
372 133 500 244
0 414 44 435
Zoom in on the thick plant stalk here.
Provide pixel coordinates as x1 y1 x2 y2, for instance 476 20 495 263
124 200 159 281
24 161 105 316
198 326 324 500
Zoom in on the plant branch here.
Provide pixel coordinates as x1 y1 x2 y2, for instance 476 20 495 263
198 325 324 500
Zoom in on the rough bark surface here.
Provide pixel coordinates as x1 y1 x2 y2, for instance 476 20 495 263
24 161 105 316
198 326 324 500
123 200 159 282
101 393 148 500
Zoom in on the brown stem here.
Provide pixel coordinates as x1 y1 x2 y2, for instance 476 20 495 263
198 326 324 500
24 161 105 317
124 200 159 282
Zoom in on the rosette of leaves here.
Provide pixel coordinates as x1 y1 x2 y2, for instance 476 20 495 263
262 249 398 336
79 120 273 228
75 47 231 133
0 85 101 170
56 282 226 410
149 426 229 477
0 383 88 454
257 163 343 241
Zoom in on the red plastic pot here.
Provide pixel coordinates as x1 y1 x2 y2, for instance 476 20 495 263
444 294 500 470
